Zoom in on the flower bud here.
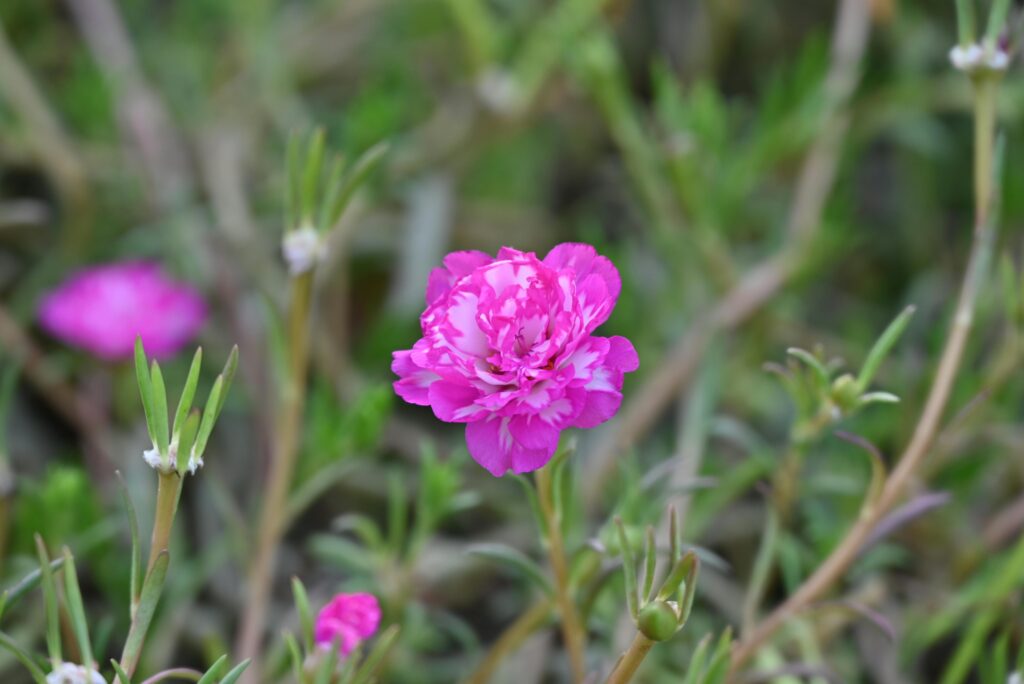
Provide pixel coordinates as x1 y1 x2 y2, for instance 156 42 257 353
831 373 861 414
637 601 679 642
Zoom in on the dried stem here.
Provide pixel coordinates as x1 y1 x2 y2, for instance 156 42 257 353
462 600 552 684
536 465 587 683
584 0 871 506
234 270 315 682
728 63 1003 676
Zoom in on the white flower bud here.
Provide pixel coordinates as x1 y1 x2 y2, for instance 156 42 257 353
47 662 106 684
282 225 324 275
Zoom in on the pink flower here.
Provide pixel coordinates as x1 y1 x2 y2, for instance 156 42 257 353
38 261 206 360
392 243 638 476
315 592 382 656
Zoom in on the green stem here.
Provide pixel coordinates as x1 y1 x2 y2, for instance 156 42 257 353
234 270 315 680
604 632 655 684
147 472 183 573
536 465 587 683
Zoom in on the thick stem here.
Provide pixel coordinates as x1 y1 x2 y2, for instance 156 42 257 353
462 600 552 684
536 465 587 683
235 270 314 681
604 633 655 684
147 472 183 573
729 72 1002 675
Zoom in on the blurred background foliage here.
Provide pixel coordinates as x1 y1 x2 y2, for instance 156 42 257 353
1 0 1023 682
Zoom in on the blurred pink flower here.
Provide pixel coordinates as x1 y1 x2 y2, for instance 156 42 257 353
315 592 382 656
38 261 206 360
392 243 638 476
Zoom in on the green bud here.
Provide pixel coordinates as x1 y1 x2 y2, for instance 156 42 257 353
830 373 860 414
637 601 679 642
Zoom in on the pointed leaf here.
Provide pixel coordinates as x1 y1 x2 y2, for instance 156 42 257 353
351 624 400 684
216 346 239 416
317 154 347 232
657 550 697 603
150 361 170 459
283 633 304 684
135 338 157 447
34 536 61 663
615 517 639 619
172 347 203 439
292 577 315 653
641 526 657 603
786 348 830 391
218 659 251 684
301 129 326 225
195 655 227 684
856 306 915 392
192 376 224 461
176 410 201 474
110 659 131 684
327 142 389 228
0 557 64 622
0 630 47 683
119 551 170 676
62 548 94 669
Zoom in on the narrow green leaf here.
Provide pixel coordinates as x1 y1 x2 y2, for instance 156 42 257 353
192 376 224 461
955 0 975 47
467 544 554 596
150 361 170 458
855 306 915 393
176 410 201 474
116 471 143 613
195 655 227 684
313 645 338 684
218 659 251 684
301 129 326 225
656 550 697 602
668 506 681 567
786 347 830 392
681 634 712 684
614 518 639 619
135 338 157 447
62 548 94 669
216 346 239 415
283 634 304 684
327 142 389 228
0 557 64 622
317 154 347 232
0 630 47 683
641 526 657 603
110 659 131 684
34 536 61 664
351 624 400 684
292 577 315 653
286 132 304 230
119 551 170 676
984 0 1011 47
702 628 734 684
172 347 203 439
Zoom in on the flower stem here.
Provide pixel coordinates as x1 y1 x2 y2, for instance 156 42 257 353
604 632 654 684
535 465 587 683
235 269 315 680
728 70 1003 676
462 599 551 684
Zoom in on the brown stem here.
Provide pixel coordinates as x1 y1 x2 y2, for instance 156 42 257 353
536 466 587 683
729 68 1002 676
462 600 552 684
604 633 655 684
234 270 315 682
583 0 871 507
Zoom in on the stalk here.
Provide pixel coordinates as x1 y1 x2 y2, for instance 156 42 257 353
604 633 655 684
729 69 1003 675
235 269 315 680
536 465 587 683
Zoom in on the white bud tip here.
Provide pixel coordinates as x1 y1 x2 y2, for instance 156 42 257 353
283 226 324 275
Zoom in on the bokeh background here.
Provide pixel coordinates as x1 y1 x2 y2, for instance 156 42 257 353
1 0 1023 681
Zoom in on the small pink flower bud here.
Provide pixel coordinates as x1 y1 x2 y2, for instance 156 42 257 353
314 592 382 656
